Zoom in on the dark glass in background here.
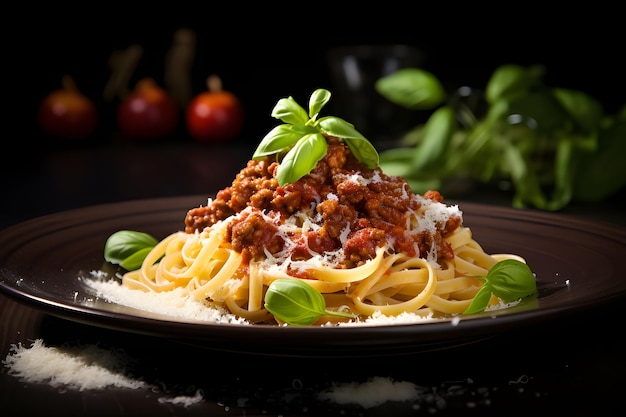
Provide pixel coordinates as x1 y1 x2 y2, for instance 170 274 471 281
326 44 425 147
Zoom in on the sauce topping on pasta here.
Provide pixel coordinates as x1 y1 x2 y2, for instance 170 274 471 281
185 137 461 272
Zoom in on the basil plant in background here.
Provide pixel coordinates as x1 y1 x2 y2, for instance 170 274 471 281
375 65 626 211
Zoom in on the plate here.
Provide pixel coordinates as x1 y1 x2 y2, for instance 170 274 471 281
0 195 625 357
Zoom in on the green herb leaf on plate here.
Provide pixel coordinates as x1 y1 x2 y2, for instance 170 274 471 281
264 279 356 326
104 230 158 271
463 259 537 315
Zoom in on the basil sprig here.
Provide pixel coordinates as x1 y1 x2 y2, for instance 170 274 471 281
104 230 158 271
253 88 379 186
264 279 356 326
376 64 626 211
463 259 537 315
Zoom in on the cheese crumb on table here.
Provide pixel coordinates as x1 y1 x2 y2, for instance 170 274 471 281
2 339 147 391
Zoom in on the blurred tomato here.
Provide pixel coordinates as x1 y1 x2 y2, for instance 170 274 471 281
186 75 244 142
117 78 179 140
37 75 98 140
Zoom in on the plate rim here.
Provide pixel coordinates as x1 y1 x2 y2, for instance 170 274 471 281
1 195 625 356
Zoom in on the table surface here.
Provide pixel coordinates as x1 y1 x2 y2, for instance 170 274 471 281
1 142 625 416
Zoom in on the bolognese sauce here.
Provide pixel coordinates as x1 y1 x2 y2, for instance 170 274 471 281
184 137 461 271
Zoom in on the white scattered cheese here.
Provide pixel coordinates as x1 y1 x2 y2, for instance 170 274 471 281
2 339 148 391
2 339 208 408
484 299 521 312
83 275 249 325
318 376 419 408
3 339 535 412
334 310 442 326
158 389 205 407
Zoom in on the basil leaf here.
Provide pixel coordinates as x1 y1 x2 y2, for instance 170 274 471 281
253 124 302 158
503 141 548 209
316 115 358 138
264 279 328 325
552 88 603 134
485 64 544 103
548 137 575 211
463 259 536 315
120 246 153 271
276 133 327 186
344 137 379 169
318 116 379 168
375 68 446 110
463 284 494 315
271 96 309 125
309 88 331 120
411 106 456 170
104 230 158 268
487 259 536 301
264 279 356 326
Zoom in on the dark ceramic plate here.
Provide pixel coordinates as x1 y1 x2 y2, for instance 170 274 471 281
0 195 624 357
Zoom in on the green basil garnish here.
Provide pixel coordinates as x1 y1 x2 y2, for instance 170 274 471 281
253 88 379 186
104 230 158 271
264 279 356 326
463 259 537 315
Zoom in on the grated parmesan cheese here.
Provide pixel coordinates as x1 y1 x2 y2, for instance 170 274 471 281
334 310 441 326
318 376 419 408
3 339 533 412
158 389 204 407
83 275 249 325
2 339 148 391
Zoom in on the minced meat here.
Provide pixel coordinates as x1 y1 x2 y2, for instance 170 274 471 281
184 137 461 267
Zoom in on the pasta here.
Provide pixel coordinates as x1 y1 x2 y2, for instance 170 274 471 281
119 136 529 325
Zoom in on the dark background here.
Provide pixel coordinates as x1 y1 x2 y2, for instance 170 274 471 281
3 5 624 227
9 6 625 147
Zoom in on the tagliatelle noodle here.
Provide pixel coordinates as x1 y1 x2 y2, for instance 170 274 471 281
351 255 438 316
120 215 525 323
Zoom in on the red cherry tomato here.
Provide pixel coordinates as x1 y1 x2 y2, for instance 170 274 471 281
186 75 244 142
117 78 179 140
37 75 98 140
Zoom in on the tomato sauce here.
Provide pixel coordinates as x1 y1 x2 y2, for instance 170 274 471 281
185 137 461 268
